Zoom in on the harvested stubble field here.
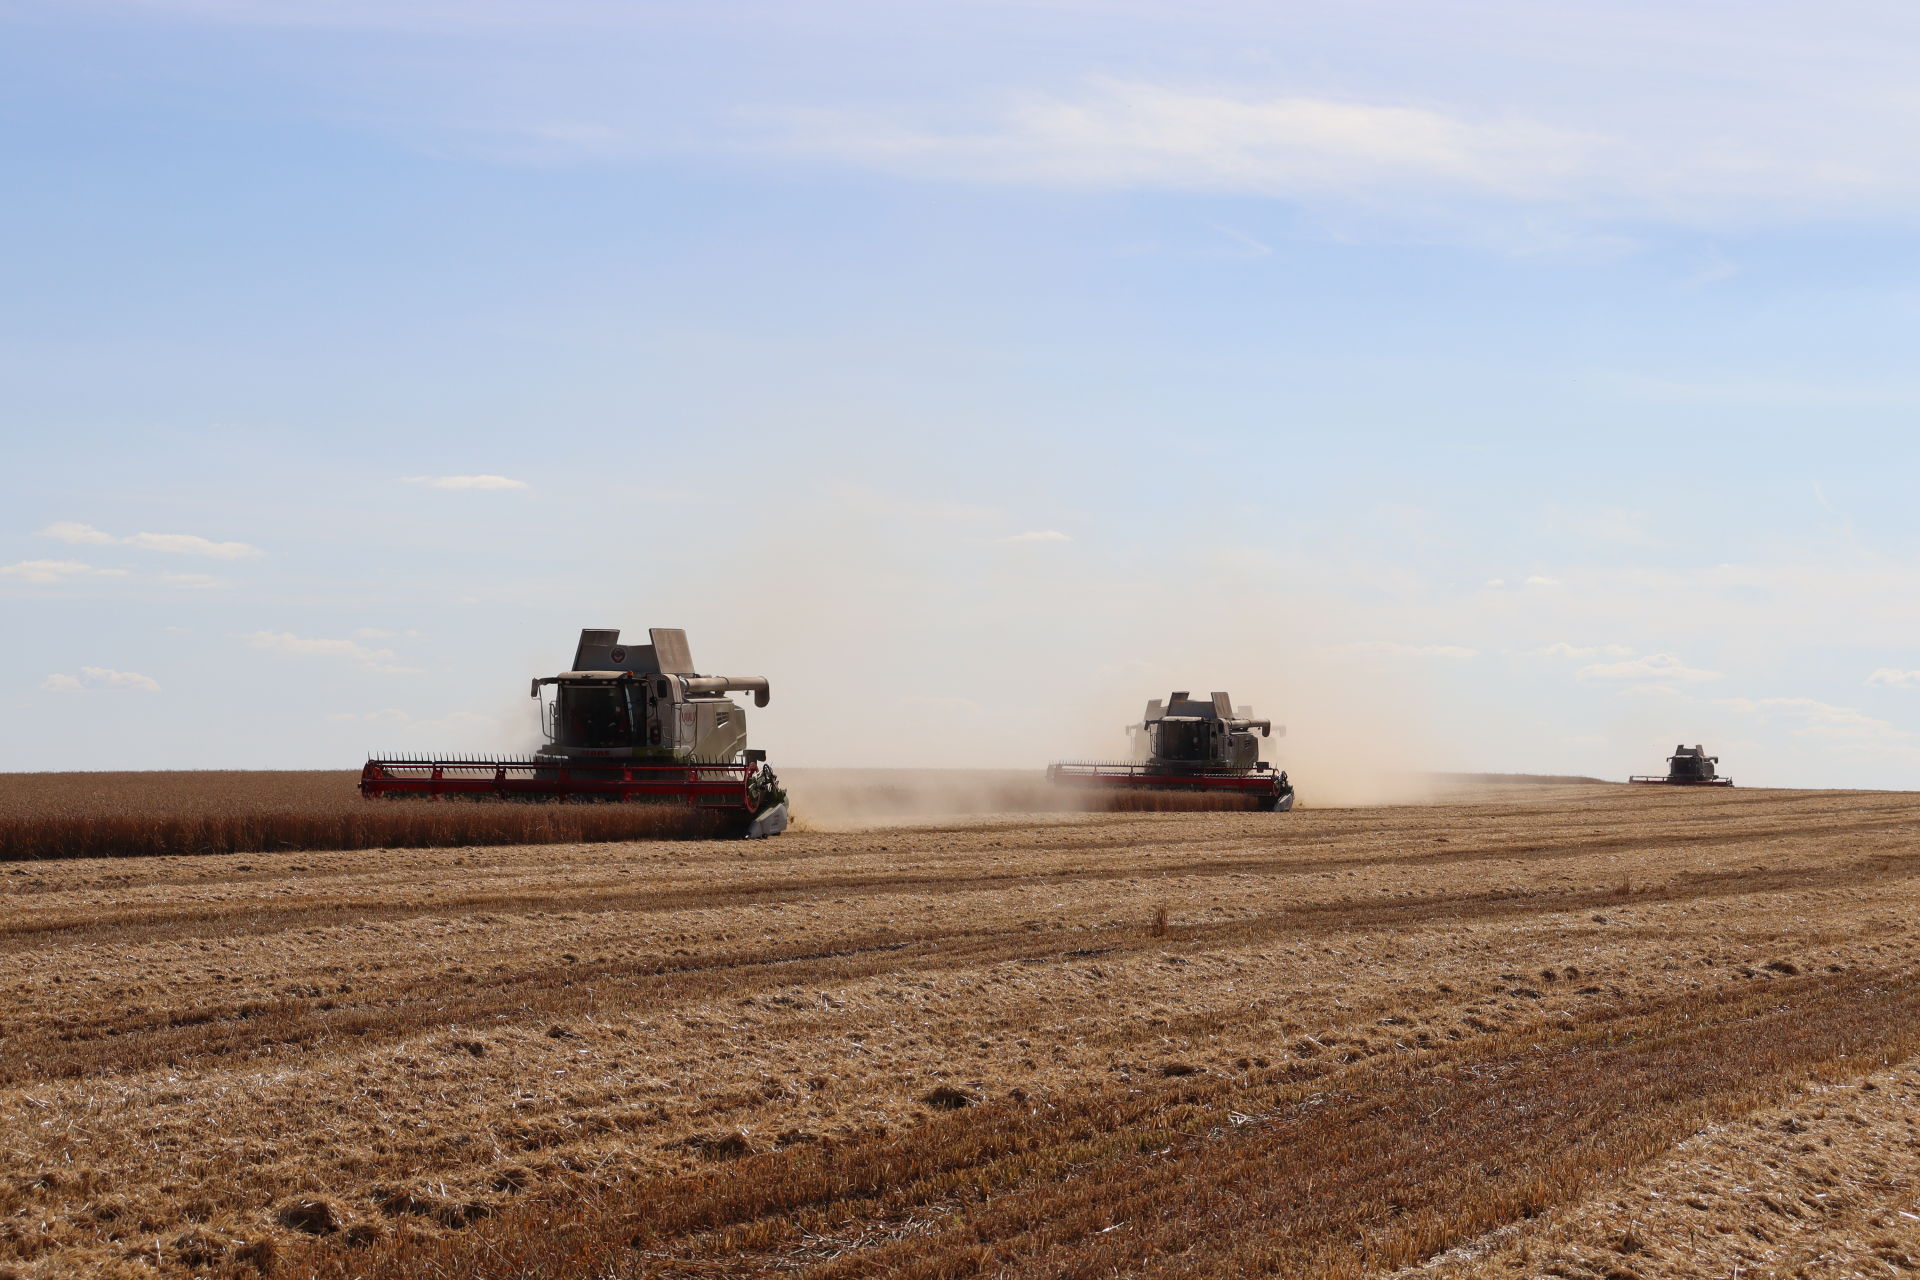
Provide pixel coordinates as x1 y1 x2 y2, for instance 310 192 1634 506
5 778 1920 1279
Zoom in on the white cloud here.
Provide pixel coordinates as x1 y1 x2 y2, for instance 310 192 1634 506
998 529 1072 543
39 521 264 559
124 532 261 558
1715 695 1920 761
239 630 420 673
1343 641 1478 659
1208 222 1274 259
354 628 397 639
404 474 529 490
57 4 1920 241
772 80 1607 204
1483 578 1506 588
243 631 384 659
37 521 117 546
1867 668 1920 689
1524 575 1562 587
761 51 1920 234
0 559 130 584
1577 653 1723 684
42 667 161 694
1537 642 1634 660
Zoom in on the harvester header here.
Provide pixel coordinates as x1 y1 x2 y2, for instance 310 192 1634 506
360 627 788 836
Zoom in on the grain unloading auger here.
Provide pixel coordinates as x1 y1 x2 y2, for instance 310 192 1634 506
1630 743 1733 788
1048 691 1295 811
360 628 789 837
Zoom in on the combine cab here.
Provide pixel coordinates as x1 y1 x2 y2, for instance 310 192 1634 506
1049 691 1295 811
1630 744 1732 788
360 628 789 837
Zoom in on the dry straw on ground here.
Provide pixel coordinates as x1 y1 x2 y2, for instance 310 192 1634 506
3 779 1919 1278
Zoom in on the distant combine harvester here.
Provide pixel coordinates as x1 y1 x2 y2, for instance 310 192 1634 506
1048 691 1295 811
1631 744 1733 788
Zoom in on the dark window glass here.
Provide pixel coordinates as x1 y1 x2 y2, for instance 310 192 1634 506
558 685 633 748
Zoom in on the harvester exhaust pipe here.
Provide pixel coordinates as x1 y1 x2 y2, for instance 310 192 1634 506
1213 692 1272 737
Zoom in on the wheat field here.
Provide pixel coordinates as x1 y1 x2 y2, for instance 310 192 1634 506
0 771 747 860
0 769 1267 862
3 778 1919 1277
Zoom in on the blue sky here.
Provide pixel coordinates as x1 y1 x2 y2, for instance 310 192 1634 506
6 0 1920 786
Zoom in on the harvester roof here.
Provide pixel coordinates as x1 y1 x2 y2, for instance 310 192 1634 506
1144 691 1276 737
572 627 696 675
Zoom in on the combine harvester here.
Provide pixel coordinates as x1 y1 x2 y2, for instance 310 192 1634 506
360 627 789 837
1049 691 1294 811
1630 744 1733 788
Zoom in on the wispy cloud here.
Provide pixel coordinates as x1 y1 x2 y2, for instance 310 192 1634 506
998 529 1072 544
239 630 420 673
760 57 1920 233
770 80 1605 201
1868 668 1920 689
1716 695 1920 761
1207 222 1274 259
0 559 130 584
42 667 160 693
39 521 264 560
403 474 529 490
46 3 1920 240
1577 652 1722 683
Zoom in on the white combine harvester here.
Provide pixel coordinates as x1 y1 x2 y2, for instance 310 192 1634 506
1630 744 1732 788
1048 691 1295 811
360 627 789 837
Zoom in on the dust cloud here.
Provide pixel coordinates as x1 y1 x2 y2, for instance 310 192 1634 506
602 487 1473 817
